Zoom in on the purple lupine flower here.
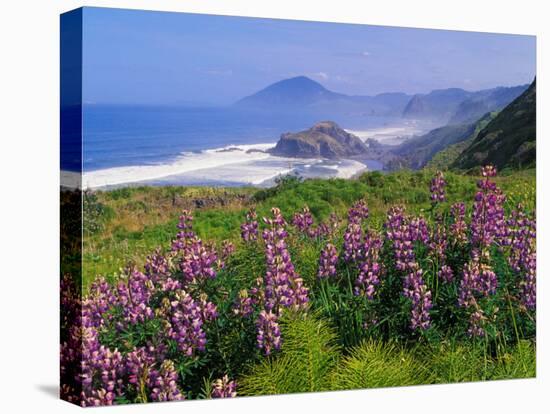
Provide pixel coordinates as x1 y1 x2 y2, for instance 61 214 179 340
450 202 467 245
125 346 155 388
198 293 218 321
233 289 255 317
318 242 339 279
342 200 370 262
116 268 154 326
385 206 413 272
218 240 236 269
385 206 432 330
470 166 506 249
458 166 505 334
430 215 454 283
403 265 433 330
164 290 209 356
143 249 180 292
221 240 235 260
256 309 281 355
343 222 363 262
292 205 314 233
240 208 258 242
259 206 306 355
144 248 171 283
211 375 237 398
354 232 383 299
458 250 498 307
171 210 219 285
408 216 430 244
149 360 184 401
505 207 530 269
430 171 446 203
467 308 486 337
233 278 264 317
458 252 497 337
63 208 240 406
429 216 447 262
178 238 218 284
157 277 182 293
125 347 184 402
438 265 454 283
385 205 406 243
80 334 125 407
505 205 536 309
520 251 536 310
262 208 309 312
481 164 497 178
172 210 195 250
348 200 369 223
82 277 117 329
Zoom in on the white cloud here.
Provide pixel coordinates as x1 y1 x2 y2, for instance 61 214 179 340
362 51 370 57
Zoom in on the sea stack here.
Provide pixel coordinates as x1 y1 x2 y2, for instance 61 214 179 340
270 121 368 159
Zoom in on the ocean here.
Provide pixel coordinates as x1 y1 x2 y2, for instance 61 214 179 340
79 104 394 189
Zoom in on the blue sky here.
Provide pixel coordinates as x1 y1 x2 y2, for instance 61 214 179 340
81 7 536 105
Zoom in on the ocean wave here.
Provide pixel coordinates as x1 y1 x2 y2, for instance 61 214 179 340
80 142 368 189
82 143 276 188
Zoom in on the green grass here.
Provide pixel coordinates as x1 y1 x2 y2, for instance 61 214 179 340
71 168 537 399
81 169 535 289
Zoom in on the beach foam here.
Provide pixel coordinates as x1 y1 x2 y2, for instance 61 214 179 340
82 143 275 188
82 142 368 189
332 159 368 178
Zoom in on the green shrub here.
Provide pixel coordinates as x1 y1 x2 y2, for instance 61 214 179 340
238 312 340 395
331 341 427 389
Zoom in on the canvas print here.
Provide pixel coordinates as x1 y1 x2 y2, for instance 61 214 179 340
60 7 536 407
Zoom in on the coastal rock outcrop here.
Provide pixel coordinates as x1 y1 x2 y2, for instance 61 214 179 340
269 121 368 159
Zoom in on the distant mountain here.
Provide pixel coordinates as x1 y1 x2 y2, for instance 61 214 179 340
269 121 368 159
448 85 529 125
236 76 343 108
234 76 528 130
402 88 471 122
235 76 411 116
402 84 528 125
452 79 536 170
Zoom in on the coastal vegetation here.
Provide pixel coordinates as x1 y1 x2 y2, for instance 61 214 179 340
62 166 536 406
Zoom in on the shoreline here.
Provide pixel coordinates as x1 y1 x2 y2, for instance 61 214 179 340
74 123 417 190
70 155 373 190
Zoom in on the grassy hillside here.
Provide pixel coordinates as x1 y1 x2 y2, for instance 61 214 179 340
83 169 535 289
388 123 476 170
427 111 498 170
453 79 536 170
68 167 536 404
